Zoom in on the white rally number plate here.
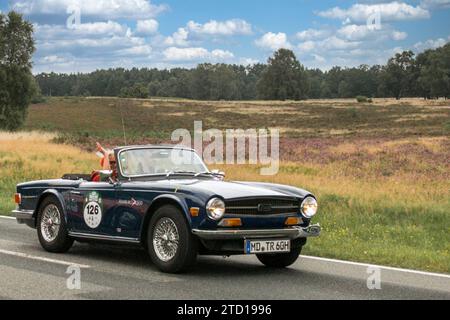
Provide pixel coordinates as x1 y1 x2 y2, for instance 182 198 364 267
245 239 290 254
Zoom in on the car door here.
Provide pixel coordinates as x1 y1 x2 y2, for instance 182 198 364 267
67 181 118 235
112 182 151 239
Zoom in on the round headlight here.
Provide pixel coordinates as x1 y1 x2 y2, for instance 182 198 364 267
301 197 318 218
206 198 225 220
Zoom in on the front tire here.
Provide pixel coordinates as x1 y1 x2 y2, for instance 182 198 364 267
37 196 74 253
147 205 198 273
256 246 302 268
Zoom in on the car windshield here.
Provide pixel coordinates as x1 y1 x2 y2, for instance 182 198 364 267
118 148 209 177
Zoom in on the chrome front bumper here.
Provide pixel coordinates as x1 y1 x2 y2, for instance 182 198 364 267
192 224 321 240
12 209 36 228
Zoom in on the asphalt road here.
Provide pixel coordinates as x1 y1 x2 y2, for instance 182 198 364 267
0 216 449 300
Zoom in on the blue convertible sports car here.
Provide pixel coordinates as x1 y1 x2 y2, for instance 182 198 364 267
13 145 321 273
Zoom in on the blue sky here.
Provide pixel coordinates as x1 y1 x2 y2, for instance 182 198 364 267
1 0 449 73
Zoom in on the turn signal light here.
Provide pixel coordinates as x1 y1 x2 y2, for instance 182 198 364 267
14 193 21 205
218 218 242 227
190 207 200 217
285 217 302 226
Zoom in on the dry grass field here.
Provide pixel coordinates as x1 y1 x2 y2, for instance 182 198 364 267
0 132 97 215
1 97 449 272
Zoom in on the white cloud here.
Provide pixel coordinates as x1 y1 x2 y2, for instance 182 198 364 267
337 24 407 41
11 0 167 19
163 47 234 61
296 28 330 41
318 1 430 23
298 45 408 71
337 24 373 40
391 30 407 40
163 19 252 47
296 21 410 67
117 45 152 57
255 32 292 50
37 34 146 54
298 41 316 52
186 19 252 36
164 28 190 47
136 19 159 35
35 21 128 39
34 54 77 73
414 37 449 52
73 21 126 34
297 36 360 54
210 49 235 59
33 20 155 63
323 36 361 50
29 15 249 72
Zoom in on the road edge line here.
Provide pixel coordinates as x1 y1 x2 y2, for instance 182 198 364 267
0 249 91 269
0 215 16 220
301 255 450 279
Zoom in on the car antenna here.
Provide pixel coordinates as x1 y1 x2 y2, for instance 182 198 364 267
118 99 128 145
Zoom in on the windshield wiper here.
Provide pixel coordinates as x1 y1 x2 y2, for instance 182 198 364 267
194 171 224 177
166 171 197 178
194 171 211 177
164 171 219 178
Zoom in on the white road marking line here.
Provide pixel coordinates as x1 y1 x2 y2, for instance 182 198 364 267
0 249 90 269
0 216 16 220
301 255 450 279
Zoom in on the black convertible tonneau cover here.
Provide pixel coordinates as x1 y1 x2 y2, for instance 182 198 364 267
61 174 92 181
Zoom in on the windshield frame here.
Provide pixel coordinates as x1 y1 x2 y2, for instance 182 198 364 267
117 146 209 179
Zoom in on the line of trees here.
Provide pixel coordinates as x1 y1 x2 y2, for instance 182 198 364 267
36 44 450 101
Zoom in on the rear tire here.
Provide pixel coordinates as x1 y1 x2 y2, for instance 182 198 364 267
256 246 302 268
37 196 74 253
147 205 197 273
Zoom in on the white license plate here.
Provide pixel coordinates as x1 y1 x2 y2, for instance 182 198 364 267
244 239 290 254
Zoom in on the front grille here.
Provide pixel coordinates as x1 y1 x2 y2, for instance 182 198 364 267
225 197 299 216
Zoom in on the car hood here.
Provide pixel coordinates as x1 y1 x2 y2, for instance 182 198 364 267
127 179 312 200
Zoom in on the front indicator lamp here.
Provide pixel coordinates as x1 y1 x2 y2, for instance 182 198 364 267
218 218 242 227
285 217 302 226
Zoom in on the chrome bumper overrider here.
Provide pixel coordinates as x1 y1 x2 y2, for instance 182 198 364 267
192 224 321 240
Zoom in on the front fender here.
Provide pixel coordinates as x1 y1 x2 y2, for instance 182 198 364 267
153 194 191 222
139 194 192 242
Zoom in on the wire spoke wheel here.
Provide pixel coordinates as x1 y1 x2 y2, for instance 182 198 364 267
153 217 180 262
40 204 61 242
147 205 198 273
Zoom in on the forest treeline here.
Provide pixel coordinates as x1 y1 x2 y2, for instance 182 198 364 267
35 43 450 101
